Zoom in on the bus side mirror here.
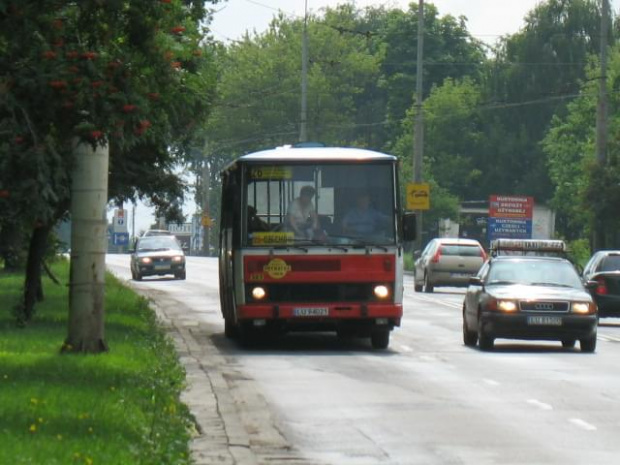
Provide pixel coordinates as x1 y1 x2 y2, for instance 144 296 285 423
402 213 417 242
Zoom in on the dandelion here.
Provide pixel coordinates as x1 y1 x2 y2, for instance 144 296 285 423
29 424 37 433
88 427 93 434
38 417 44 423
57 434 63 441
85 457 93 465
30 398 39 405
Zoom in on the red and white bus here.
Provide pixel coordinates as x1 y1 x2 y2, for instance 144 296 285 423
218 145 416 349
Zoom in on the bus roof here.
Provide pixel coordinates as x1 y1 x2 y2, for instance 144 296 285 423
222 146 396 173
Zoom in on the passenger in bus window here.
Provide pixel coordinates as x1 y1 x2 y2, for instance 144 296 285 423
342 191 389 236
287 185 319 238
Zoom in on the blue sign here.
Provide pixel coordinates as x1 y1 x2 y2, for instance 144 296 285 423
488 218 532 241
113 232 129 246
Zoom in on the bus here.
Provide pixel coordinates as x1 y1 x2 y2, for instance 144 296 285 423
218 145 416 349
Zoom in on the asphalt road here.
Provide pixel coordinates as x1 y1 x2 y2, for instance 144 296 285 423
106 254 620 465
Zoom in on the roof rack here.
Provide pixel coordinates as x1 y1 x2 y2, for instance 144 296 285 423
490 238 567 257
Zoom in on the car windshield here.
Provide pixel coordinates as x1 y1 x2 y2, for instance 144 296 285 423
137 236 181 251
486 260 583 288
600 255 620 272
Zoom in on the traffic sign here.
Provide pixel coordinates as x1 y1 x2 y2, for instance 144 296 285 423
406 183 430 210
113 232 129 246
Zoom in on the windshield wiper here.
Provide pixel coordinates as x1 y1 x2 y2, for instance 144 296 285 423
487 280 518 285
329 235 389 252
271 245 309 253
529 282 573 288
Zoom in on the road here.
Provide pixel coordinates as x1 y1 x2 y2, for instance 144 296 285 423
106 254 620 465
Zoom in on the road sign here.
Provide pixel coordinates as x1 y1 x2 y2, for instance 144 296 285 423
113 232 129 246
201 215 213 227
406 183 430 210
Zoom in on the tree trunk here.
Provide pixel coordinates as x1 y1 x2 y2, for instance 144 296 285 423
22 225 51 322
64 140 109 354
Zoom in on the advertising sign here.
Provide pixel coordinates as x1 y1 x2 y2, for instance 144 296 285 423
488 195 533 241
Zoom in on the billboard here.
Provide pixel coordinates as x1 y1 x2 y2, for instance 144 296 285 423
488 195 533 241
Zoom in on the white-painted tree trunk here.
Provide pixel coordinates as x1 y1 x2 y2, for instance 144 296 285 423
65 140 109 353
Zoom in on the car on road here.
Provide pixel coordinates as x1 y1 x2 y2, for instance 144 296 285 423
142 229 173 237
582 250 620 318
130 235 186 281
414 238 486 292
462 240 598 352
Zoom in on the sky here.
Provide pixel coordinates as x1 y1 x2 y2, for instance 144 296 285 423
123 0 619 234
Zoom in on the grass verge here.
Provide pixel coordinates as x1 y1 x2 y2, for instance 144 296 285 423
0 259 194 465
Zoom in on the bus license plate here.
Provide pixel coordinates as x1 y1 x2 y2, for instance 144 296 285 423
527 316 562 326
293 307 329 317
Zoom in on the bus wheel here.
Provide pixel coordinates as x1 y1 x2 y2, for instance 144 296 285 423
371 330 390 350
224 318 237 339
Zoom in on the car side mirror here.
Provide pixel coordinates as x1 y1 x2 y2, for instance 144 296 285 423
585 280 598 292
469 276 483 286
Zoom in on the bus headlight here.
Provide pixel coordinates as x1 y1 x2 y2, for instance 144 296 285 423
374 285 390 299
571 302 592 314
251 286 267 300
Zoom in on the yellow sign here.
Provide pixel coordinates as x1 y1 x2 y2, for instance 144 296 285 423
250 166 293 180
251 232 294 246
201 215 213 227
263 258 291 279
406 183 430 210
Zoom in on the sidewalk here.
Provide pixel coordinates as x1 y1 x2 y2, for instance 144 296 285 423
134 286 311 465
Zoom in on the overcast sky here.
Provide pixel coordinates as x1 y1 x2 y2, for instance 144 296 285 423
210 0 543 45
125 0 619 234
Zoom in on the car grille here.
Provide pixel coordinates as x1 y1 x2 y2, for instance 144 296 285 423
519 301 569 313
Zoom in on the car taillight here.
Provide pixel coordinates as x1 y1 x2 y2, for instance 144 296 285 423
596 277 608 295
432 248 442 263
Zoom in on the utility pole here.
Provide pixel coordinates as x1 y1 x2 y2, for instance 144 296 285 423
201 147 211 256
300 0 308 143
413 0 424 248
594 0 609 250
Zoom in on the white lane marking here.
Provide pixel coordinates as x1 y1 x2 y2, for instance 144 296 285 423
527 399 553 411
569 418 597 431
483 378 500 387
407 293 463 310
399 345 413 353
598 334 620 343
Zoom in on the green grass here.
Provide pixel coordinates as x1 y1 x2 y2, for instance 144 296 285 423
0 260 194 465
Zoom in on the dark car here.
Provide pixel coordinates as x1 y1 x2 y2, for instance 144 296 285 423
582 250 620 317
462 251 598 352
130 235 186 281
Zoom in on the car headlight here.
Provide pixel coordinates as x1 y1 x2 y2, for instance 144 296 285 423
140 257 152 264
251 286 267 300
496 299 518 312
571 302 593 314
373 285 390 299
172 256 184 263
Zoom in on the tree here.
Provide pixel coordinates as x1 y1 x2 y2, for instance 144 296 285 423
1 0 218 350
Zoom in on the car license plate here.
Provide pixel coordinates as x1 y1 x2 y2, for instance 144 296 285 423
154 264 169 270
293 307 329 317
527 316 562 326
450 272 469 278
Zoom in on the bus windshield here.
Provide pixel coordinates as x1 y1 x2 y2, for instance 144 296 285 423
244 162 396 247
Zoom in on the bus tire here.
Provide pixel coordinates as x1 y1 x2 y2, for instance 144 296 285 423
224 318 237 339
371 330 390 350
